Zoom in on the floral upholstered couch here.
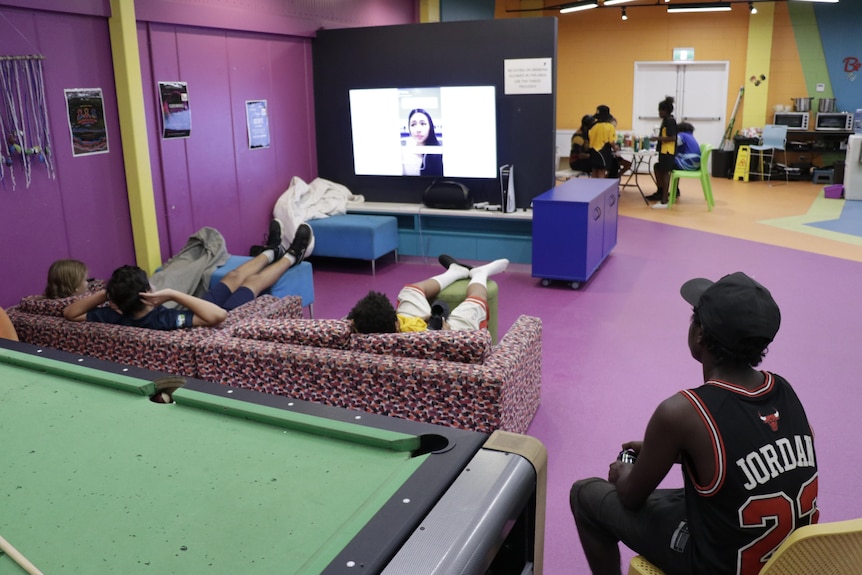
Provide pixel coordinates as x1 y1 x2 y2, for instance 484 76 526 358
8 289 542 434
7 291 303 377
195 314 543 434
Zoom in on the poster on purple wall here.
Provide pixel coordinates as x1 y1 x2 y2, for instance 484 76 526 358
245 100 270 149
158 81 191 139
64 88 109 157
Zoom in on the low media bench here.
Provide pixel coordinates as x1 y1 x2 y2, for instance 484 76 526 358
346 202 533 264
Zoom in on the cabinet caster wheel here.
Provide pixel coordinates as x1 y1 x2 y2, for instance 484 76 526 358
540 279 551 287
570 282 580 290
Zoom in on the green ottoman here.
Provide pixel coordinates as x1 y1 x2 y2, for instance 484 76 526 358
437 279 499 343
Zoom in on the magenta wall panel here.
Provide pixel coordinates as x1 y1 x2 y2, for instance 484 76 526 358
0 6 132 306
141 23 317 256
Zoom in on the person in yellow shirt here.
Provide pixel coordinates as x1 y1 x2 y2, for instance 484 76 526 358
348 255 507 334
647 96 678 207
588 105 620 179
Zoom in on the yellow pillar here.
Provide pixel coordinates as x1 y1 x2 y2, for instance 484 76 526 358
108 0 162 274
741 3 774 129
419 0 440 23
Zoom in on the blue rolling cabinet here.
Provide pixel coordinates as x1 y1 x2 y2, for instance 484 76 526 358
531 178 618 289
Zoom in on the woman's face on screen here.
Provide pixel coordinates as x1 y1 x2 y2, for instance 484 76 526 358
409 112 431 144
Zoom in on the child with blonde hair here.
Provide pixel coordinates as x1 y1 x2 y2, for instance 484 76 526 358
44 259 90 299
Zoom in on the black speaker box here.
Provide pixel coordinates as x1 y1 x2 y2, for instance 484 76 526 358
422 181 472 210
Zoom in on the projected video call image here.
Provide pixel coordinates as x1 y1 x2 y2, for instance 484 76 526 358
349 86 497 179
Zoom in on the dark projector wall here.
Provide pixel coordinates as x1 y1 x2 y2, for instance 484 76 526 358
312 17 557 210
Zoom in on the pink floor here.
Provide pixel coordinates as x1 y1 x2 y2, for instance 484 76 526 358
308 215 862 574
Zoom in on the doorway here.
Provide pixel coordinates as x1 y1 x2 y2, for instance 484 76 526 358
632 61 729 159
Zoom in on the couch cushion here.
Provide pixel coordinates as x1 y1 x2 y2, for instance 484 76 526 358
15 281 105 317
231 318 352 349
349 329 492 364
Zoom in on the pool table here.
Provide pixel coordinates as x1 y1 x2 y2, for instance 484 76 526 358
0 340 546 574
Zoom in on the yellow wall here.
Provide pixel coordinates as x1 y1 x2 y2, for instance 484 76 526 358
497 1 805 134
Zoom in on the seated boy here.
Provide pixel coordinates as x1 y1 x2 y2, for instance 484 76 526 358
63 221 312 329
348 254 507 334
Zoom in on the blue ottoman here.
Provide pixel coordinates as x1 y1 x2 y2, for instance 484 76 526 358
209 257 315 317
308 214 398 275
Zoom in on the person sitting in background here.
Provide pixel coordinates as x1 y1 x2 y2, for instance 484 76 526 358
570 115 595 174
606 115 632 179
348 254 507 334
44 259 90 299
63 222 313 330
674 122 701 171
588 105 620 179
0 306 19 341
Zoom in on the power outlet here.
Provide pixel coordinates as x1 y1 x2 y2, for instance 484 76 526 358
816 83 825 92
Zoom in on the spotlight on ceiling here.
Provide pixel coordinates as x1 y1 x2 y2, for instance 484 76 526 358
749 2 758 13
603 0 635 5
621 7 628 20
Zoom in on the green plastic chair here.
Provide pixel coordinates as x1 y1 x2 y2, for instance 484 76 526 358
668 143 714 210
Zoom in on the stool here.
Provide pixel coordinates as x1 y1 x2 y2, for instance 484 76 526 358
210 256 315 317
437 279 499 343
308 214 398 275
812 169 833 185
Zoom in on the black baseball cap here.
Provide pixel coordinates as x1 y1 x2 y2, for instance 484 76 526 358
680 272 781 350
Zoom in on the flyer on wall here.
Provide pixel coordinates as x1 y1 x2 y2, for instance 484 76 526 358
246 100 271 149
159 81 191 139
64 88 109 157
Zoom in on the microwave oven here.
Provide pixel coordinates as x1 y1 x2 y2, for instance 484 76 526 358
815 112 853 131
774 112 809 131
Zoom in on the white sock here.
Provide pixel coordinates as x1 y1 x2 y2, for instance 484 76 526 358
431 264 470 291
469 258 508 285
262 249 276 264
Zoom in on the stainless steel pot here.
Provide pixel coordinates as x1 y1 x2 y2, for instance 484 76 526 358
792 97 813 112
818 98 837 113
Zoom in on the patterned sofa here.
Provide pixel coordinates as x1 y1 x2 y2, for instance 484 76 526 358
196 314 543 434
7 291 302 377
8 290 542 434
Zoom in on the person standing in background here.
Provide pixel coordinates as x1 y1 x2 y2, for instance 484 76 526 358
647 96 678 207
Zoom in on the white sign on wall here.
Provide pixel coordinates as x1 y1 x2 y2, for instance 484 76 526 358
504 58 552 95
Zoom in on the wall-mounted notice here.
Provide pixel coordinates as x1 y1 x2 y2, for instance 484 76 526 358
504 58 552 95
64 88 109 156
245 100 271 149
159 81 191 139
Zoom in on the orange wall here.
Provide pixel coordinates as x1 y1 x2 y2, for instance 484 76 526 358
496 2 805 132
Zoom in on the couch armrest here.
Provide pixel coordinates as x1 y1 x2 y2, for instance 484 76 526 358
481 315 543 434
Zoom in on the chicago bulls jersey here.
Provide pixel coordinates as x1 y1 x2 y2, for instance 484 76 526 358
679 372 818 575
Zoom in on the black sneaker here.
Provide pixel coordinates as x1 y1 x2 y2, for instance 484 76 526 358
438 254 472 270
285 223 312 265
644 192 662 202
265 219 283 251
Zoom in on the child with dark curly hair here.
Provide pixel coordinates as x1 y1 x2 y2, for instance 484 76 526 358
63 222 313 330
348 255 507 334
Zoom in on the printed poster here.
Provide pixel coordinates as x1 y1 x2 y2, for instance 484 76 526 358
64 88 109 156
159 81 191 139
245 100 271 149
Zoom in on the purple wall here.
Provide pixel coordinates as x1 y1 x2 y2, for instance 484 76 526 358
0 5 132 306
0 0 416 307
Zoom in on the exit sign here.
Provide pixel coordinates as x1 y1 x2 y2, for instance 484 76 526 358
673 48 695 61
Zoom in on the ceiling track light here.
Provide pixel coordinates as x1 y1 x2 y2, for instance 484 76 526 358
749 2 758 13
603 0 635 6
667 3 733 13
560 1 598 13
621 7 628 19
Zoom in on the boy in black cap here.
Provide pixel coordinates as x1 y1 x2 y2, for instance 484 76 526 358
570 272 818 575
588 105 620 179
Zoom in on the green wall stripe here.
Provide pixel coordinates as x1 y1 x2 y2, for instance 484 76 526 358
788 2 833 98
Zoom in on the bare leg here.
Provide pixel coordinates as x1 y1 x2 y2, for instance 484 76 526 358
219 254 272 292
239 256 293 297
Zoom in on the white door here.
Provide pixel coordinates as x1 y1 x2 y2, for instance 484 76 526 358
633 61 729 155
